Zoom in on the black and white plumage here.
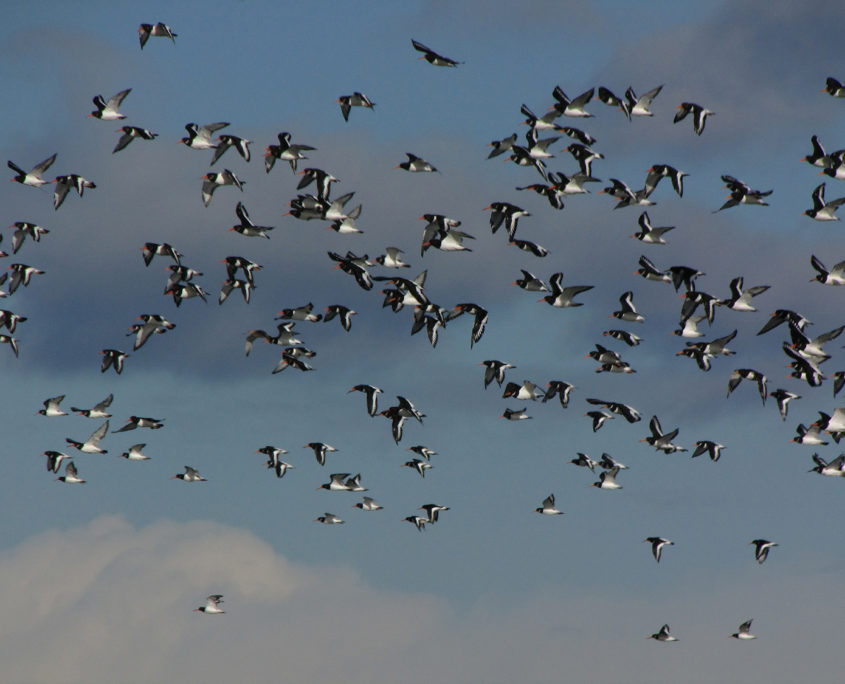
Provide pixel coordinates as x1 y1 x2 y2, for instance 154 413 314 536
673 102 714 135
731 620 756 640
750 539 777 564
194 595 224 614
113 126 157 153
717 175 772 211
349 384 383 417
173 466 206 482
138 23 177 49
632 211 674 244
810 255 845 286
641 415 686 453
535 493 562 515
66 420 109 454
395 153 437 173
201 169 244 207
304 442 337 467
211 135 252 165
100 349 128 374
727 369 767 405
691 440 725 462
648 624 678 642
180 122 229 150
337 92 375 121
90 89 131 120
8 153 56 187
51 175 96 210
643 537 674 563
411 39 461 67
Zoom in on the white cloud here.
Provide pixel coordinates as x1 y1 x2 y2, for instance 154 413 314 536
1 516 844 684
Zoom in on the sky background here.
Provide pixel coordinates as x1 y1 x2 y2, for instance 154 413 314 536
2 1 845 682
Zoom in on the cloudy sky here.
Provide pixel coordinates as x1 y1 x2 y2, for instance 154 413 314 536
2 1 845 682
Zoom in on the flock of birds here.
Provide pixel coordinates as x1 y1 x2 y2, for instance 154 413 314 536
5 22 845 646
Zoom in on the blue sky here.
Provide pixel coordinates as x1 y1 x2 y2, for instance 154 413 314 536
2 1 845 682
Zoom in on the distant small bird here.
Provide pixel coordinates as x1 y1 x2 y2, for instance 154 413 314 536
644 537 674 563
337 92 375 121
180 122 229 150
488 133 517 159
808 453 845 477
212 135 252 166
544 380 574 408
194 595 224 614
202 170 243 207
612 291 644 323
823 77 845 98
535 493 563 515
38 395 67 417
324 305 356 331
539 272 593 308
354 496 383 511
730 619 756 640
138 23 177 49
626 85 663 117
648 624 678 642
314 513 344 524
717 175 772 211
121 444 150 461
402 459 432 477
71 393 113 418
769 389 800 421
264 131 316 173
8 153 56 187
42 451 71 474
750 539 777 564
403 515 427 532
8 222 48 254
810 254 845 285
632 211 674 244
419 503 450 523
395 153 437 173
501 407 531 420
804 182 845 221
502 380 544 401
674 102 714 135
56 460 85 484
691 440 725 462
173 466 206 482
304 442 337 466
348 384 382 417
51 174 96 210
66 420 109 454
90 88 131 121
374 246 410 269
0 334 19 357
113 416 164 432
727 369 767 405
113 126 157 154
592 466 622 490
411 39 461 67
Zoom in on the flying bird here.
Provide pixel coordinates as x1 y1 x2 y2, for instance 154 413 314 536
194 595 224 614
113 126 157 153
644 537 674 563
8 153 56 187
411 39 461 67
138 23 177 49
750 539 777 564
674 102 714 135
535 494 563 515
648 624 678 642
731 620 756 640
